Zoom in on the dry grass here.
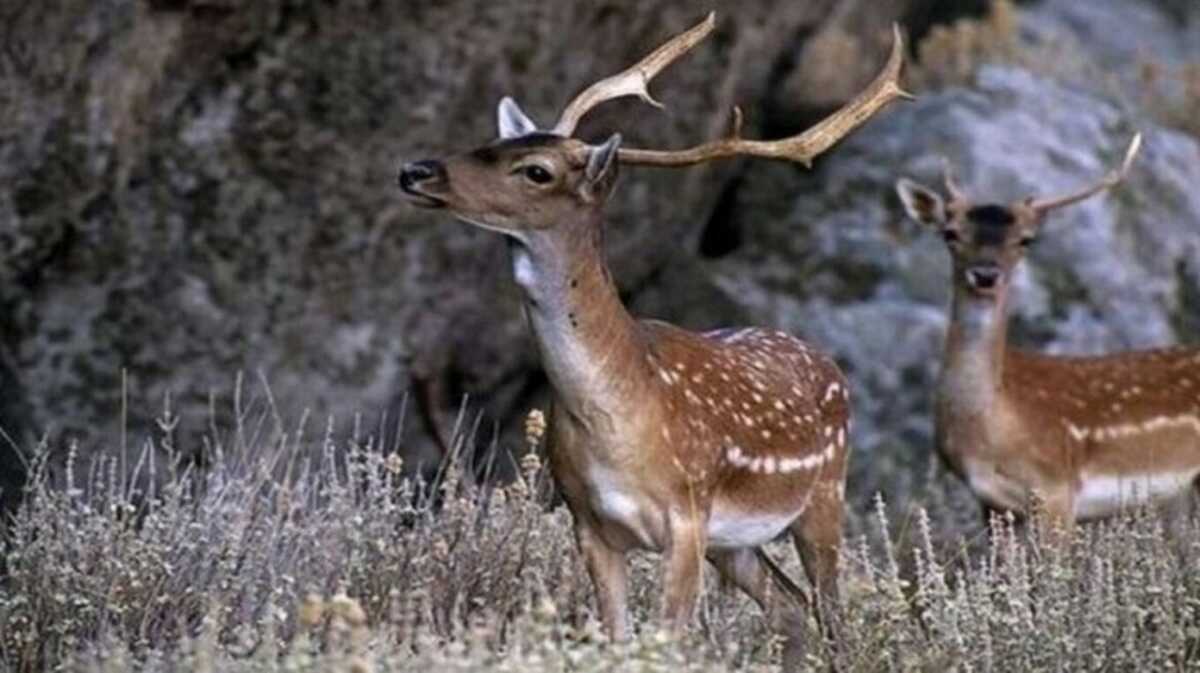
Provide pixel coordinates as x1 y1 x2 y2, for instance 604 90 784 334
2 393 1199 672
1137 61 1200 139
908 0 1200 142
907 0 1022 91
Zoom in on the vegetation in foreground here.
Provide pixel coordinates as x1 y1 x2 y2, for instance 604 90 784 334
1 402 1199 673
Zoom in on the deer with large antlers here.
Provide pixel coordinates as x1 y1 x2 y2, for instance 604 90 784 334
897 135 1200 533
397 13 908 668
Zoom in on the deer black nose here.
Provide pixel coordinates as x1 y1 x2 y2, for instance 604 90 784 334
398 159 446 191
965 266 1002 289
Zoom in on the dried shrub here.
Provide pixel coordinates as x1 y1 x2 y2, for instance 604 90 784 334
908 0 1020 90
2 393 1199 672
907 0 1200 142
1138 61 1200 139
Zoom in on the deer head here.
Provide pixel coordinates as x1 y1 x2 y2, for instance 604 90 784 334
399 13 910 241
896 134 1142 300
398 130 623 237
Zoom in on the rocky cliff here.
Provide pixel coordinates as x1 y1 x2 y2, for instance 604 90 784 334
1 0 1197 520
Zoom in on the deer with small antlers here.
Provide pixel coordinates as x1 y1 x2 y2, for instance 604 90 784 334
397 13 909 668
897 134 1200 533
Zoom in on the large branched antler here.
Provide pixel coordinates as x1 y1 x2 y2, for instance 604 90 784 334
548 14 911 169
616 24 912 168
1024 133 1143 215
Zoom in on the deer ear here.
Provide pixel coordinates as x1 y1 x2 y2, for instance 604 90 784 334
895 178 947 226
497 97 539 139
583 133 622 199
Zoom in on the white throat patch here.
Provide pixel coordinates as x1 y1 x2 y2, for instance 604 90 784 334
511 245 538 289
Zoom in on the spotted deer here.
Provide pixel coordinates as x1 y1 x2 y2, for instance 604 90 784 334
896 134 1200 533
397 14 909 668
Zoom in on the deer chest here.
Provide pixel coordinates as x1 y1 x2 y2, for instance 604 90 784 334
581 464 663 550
960 456 1032 513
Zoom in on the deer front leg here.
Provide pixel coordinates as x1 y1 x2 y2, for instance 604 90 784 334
792 488 844 652
661 510 707 633
575 522 629 641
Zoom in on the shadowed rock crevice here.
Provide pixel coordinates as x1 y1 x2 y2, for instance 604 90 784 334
1174 258 1200 343
0 351 29 529
698 176 746 259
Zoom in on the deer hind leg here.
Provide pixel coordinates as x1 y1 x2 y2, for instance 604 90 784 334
1158 491 1192 555
708 547 810 673
575 522 630 641
661 511 707 633
791 484 844 651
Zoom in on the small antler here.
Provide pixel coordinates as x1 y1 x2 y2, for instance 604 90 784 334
617 24 913 168
551 12 717 137
1025 133 1143 214
942 157 967 205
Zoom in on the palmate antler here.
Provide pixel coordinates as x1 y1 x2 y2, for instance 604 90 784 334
549 14 912 168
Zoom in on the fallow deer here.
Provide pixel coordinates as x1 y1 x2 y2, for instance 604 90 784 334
896 134 1200 533
398 14 909 667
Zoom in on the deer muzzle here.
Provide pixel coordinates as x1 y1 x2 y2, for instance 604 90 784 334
964 265 1003 293
398 159 448 208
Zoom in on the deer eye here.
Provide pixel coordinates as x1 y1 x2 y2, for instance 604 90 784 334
942 229 961 244
1019 236 1036 248
520 165 554 185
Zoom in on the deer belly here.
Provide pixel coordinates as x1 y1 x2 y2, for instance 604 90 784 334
707 504 798 549
1074 470 1200 520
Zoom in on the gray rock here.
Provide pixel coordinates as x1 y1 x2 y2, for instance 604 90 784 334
715 65 1200 505
1022 0 1200 71
0 0 836 464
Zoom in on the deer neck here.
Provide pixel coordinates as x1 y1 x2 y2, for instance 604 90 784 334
940 284 1011 418
507 214 647 431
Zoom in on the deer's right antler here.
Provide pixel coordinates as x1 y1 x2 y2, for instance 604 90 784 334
551 12 717 137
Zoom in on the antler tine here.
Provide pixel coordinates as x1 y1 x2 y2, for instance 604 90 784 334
1027 133 1143 214
551 12 717 137
617 24 913 168
942 157 967 204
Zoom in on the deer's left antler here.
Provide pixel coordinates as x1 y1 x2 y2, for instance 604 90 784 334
616 24 911 168
1024 133 1143 215
548 15 911 169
